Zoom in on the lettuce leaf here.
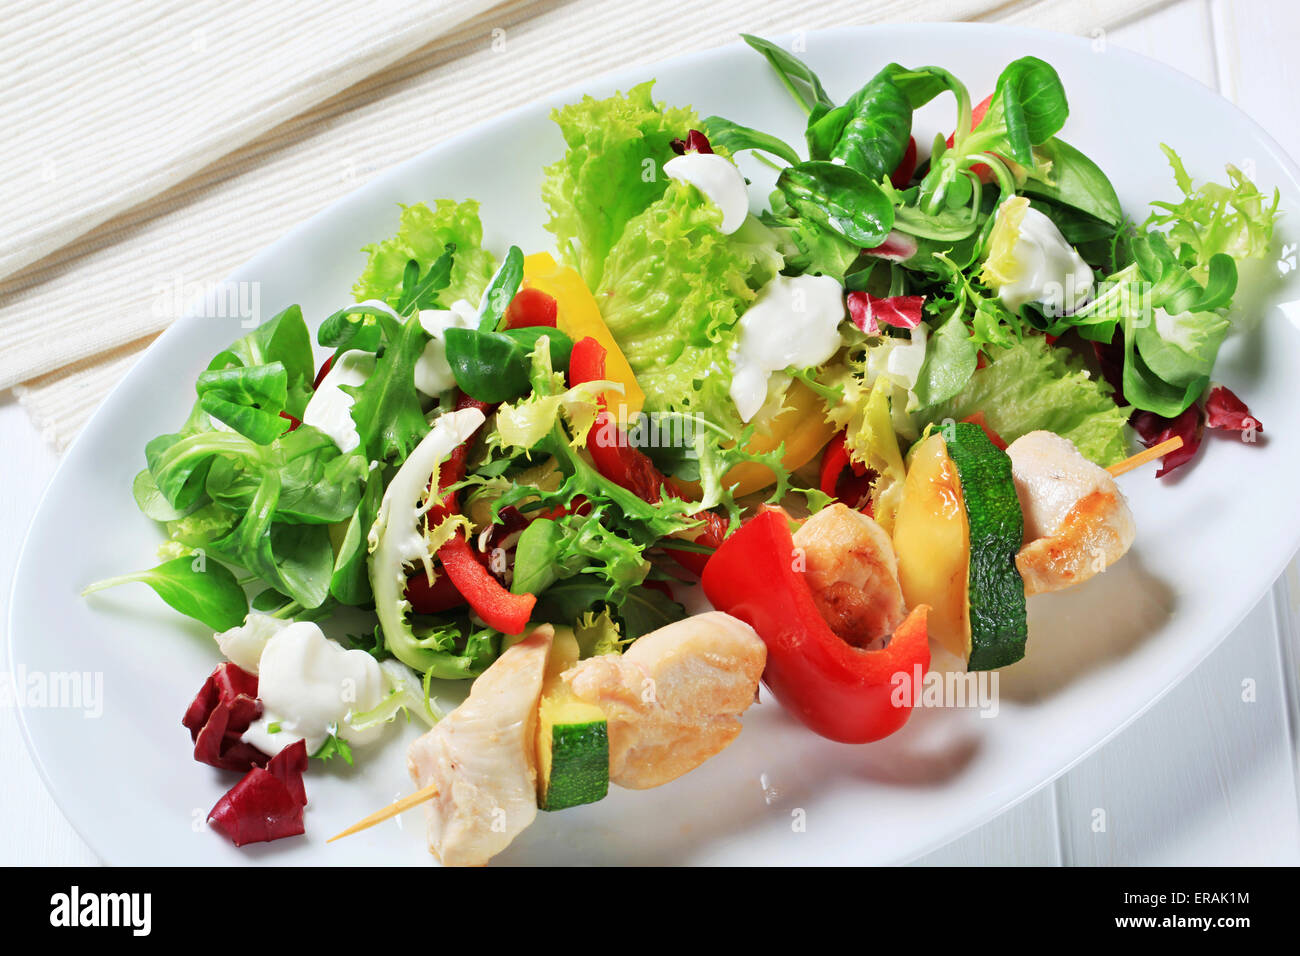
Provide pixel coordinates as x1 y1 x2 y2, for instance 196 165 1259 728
542 82 705 290
1145 144 1281 281
915 336 1131 466
354 200 497 308
596 181 780 432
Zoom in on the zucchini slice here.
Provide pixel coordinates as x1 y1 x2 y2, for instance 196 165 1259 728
535 630 609 811
894 423 1028 671
943 422 1028 670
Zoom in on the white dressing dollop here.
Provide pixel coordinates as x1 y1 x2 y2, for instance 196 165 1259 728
415 298 479 396
985 197 1093 314
241 621 388 757
213 612 290 674
729 274 846 422
664 152 749 235
302 349 376 454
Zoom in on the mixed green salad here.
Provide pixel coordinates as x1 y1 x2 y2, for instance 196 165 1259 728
84 34 1281 849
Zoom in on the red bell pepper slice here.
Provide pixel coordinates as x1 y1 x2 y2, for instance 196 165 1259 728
437 534 536 635
312 354 334 391
890 136 918 189
701 509 930 744
568 335 725 575
568 336 609 399
961 411 1007 451
818 431 875 512
946 92 1001 183
502 288 558 329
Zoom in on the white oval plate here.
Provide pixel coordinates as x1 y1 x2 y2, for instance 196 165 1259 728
11 23 1300 866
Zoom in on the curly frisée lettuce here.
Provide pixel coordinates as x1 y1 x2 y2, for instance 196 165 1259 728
353 199 498 308
1145 144 1281 281
915 335 1131 466
542 81 706 290
596 180 782 433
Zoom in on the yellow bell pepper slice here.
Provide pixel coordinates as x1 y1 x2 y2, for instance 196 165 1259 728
522 252 644 420
524 252 832 500
675 380 838 500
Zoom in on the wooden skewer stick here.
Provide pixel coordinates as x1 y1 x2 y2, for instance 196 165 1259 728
1106 435 1184 478
327 781 440 843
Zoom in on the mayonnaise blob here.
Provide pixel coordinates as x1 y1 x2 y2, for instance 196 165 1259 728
302 349 376 454
989 201 1094 314
241 621 388 757
664 152 750 235
415 299 479 396
729 274 846 423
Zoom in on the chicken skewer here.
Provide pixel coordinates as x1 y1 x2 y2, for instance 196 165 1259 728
333 613 766 864
334 432 1178 850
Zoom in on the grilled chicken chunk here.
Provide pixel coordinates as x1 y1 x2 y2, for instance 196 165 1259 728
1006 430 1136 595
563 612 765 790
407 626 553 867
793 503 907 649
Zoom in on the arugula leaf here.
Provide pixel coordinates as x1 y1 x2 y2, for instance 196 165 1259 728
475 245 525 331
83 555 248 631
395 247 455 316
340 309 431 464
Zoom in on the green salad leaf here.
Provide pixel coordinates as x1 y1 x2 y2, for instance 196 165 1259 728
1145 144 1281 279
353 199 497 308
83 555 248 632
596 180 780 431
542 82 704 290
915 335 1131 466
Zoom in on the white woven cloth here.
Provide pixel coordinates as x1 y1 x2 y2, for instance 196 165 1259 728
3 0 1164 449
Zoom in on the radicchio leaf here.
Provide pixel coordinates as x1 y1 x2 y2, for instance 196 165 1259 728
847 292 925 335
669 129 714 155
207 739 309 848
862 231 918 263
1131 402 1205 478
182 662 267 772
1205 385 1263 433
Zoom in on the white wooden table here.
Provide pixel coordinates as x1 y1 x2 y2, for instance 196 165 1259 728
3 0 1299 866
